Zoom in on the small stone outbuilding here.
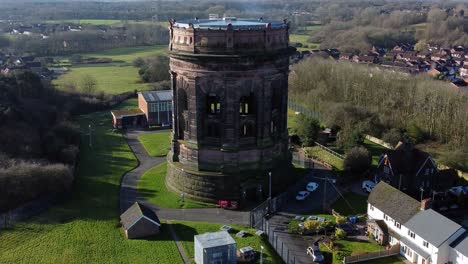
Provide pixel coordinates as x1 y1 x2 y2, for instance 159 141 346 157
120 202 161 239
194 231 237 264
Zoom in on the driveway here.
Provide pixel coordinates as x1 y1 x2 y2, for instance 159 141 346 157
119 129 250 226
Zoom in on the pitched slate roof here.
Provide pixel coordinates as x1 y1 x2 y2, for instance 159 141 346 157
195 231 236 249
385 142 431 176
368 182 420 224
406 209 463 247
450 230 468 257
140 90 172 102
120 202 161 230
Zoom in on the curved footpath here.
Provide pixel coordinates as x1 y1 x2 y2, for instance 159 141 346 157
119 130 250 226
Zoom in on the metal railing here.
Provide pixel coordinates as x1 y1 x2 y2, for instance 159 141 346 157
313 141 344 160
288 100 321 121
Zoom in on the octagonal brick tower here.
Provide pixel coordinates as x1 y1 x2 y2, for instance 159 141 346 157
166 17 295 202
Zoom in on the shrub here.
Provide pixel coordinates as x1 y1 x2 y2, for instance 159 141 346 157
335 215 347 224
335 251 347 260
0 161 73 212
288 219 301 234
304 220 320 231
382 128 403 147
335 228 346 240
291 113 321 146
406 121 425 143
343 146 372 174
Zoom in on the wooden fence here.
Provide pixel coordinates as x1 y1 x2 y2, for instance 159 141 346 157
343 244 400 263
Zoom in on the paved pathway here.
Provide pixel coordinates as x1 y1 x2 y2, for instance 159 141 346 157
167 220 191 264
119 129 250 226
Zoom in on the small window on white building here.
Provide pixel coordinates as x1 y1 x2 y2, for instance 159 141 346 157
370 204 374 211
408 231 415 239
423 241 429 248
394 222 401 229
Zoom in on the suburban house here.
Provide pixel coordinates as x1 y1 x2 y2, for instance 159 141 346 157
120 202 161 239
194 231 237 264
460 65 468 77
374 141 457 195
138 90 173 127
367 182 468 264
111 90 173 129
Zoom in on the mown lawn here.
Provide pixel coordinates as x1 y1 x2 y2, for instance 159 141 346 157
331 192 368 216
0 102 182 263
53 65 148 94
305 146 344 171
363 139 388 167
172 221 282 264
320 238 384 264
138 131 171 157
289 34 320 51
81 45 167 63
138 162 215 209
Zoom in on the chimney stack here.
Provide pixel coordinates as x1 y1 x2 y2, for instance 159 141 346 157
421 198 432 210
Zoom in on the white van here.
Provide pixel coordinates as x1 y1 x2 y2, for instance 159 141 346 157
362 180 376 193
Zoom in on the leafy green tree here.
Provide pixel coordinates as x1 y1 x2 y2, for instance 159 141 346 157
80 74 98 94
291 113 321 146
406 121 425 143
343 146 372 174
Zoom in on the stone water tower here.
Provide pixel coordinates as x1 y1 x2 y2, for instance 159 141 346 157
166 17 295 202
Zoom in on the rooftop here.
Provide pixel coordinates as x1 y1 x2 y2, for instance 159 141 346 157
110 108 144 118
173 18 287 30
368 182 420 224
140 90 172 102
450 230 468 257
405 209 463 247
194 231 236 248
120 202 161 230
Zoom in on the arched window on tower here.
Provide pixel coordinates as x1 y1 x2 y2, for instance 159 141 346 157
240 122 255 137
239 94 255 115
207 94 221 115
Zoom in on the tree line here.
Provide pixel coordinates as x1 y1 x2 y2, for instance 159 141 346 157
9 24 168 56
0 71 134 212
289 58 468 170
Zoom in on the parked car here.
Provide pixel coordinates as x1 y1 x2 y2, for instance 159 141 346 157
296 191 310 201
362 180 376 193
306 182 319 192
306 244 324 263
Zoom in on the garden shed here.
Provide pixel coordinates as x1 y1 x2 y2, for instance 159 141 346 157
120 202 161 239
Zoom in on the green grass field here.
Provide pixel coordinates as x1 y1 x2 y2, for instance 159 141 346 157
138 131 171 157
360 256 405 264
290 34 320 51
363 139 388 167
305 146 344 171
320 239 384 264
331 192 368 216
0 102 182 263
138 163 215 209
53 65 147 94
172 221 282 264
81 45 167 63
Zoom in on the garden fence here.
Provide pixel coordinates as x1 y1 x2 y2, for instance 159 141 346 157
342 244 400 263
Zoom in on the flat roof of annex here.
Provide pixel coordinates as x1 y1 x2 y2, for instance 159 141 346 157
172 17 288 30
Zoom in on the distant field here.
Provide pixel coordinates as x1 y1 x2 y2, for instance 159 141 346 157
290 33 320 51
53 65 147 94
0 101 182 263
81 45 167 63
